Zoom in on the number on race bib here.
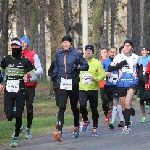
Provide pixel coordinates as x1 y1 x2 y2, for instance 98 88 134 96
6 80 20 92
122 65 133 73
60 77 72 90
108 74 118 84
82 73 92 84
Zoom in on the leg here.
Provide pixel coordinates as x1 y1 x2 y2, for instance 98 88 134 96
15 90 26 137
89 91 99 128
79 91 88 122
124 88 135 127
100 88 108 118
4 92 15 121
53 88 67 142
57 88 68 132
26 87 35 129
89 91 99 137
69 86 79 137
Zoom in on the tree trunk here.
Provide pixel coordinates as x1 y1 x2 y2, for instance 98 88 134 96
78 0 82 47
0 0 9 57
16 0 25 37
90 0 105 57
127 0 132 39
64 0 69 35
131 0 141 55
105 0 110 47
110 0 117 47
69 0 74 47
39 10 46 79
48 0 65 60
27 0 38 50
47 0 65 94
143 0 150 48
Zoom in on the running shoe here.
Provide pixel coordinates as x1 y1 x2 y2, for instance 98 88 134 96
82 121 89 132
140 117 147 123
10 137 18 147
122 126 127 134
73 127 79 138
25 128 32 139
92 127 98 137
118 121 124 127
109 121 115 129
53 131 63 142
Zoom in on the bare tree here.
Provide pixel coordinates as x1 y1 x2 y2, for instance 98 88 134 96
0 0 9 57
90 0 105 57
48 0 65 60
131 0 141 55
127 0 132 39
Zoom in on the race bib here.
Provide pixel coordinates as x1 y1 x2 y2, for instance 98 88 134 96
6 80 20 92
81 73 92 84
122 64 133 73
60 77 72 90
108 74 118 84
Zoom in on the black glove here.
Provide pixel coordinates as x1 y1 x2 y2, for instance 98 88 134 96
117 60 127 69
72 64 80 71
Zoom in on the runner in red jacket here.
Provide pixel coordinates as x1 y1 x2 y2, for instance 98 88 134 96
20 37 43 139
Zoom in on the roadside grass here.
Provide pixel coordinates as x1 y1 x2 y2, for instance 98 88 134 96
0 80 102 145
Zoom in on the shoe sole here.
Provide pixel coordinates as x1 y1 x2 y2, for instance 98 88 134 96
53 132 63 142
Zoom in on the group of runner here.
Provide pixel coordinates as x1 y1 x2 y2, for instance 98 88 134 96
50 37 150 142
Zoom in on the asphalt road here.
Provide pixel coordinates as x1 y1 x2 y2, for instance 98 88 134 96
1 101 150 150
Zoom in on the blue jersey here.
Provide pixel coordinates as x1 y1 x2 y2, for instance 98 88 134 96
139 55 150 75
110 53 139 88
102 58 118 86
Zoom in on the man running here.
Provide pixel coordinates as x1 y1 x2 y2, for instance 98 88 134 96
79 45 106 136
53 36 88 142
102 47 124 129
20 36 43 139
108 39 141 135
0 37 36 147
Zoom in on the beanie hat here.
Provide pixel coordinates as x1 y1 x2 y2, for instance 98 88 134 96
62 36 72 43
119 45 124 53
11 39 22 46
85 45 94 53
124 39 133 47
142 46 149 51
20 37 30 46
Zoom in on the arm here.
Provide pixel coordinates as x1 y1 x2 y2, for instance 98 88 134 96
78 53 89 71
108 60 127 72
25 59 37 82
53 52 59 78
94 62 106 82
33 54 43 76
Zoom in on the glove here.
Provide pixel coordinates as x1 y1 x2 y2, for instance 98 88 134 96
73 64 80 71
117 60 127 68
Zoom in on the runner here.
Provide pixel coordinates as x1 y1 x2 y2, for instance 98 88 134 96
102 47 124 129
98 47 109 124
138 47 150 123
79 45 107 136
108 39 141 135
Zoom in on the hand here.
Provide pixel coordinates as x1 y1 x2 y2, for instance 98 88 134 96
0 84 4 91
23 74 28 82
120 60 127 66
145 84 150 89
106 72 111 77
73 64 79 71
90 76 94 81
